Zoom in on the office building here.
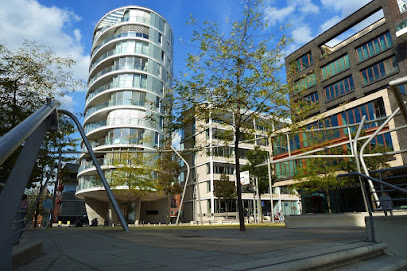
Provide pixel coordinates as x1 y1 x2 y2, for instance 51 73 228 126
278 0 407 213
180 110 300 223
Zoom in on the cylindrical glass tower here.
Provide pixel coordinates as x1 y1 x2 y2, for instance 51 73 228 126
76 6 173 224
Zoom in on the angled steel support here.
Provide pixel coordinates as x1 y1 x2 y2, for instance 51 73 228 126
58 109 129 232
0 114 54 271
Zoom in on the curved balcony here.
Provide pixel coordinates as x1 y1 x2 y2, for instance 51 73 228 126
92 31 149 59
84 102 109 119
88 60 148 87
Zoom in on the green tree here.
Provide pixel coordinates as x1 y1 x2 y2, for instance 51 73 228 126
156 149 182 224
176 0 291 231
213 173 236 218
0 42 81 188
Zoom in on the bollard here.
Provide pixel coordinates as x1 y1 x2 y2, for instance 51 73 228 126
67 221 70 226
58 221 62 227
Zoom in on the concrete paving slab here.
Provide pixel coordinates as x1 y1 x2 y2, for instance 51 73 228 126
17 226 368 271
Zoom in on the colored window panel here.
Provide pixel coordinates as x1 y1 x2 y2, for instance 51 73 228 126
322 54 349 80
356 32 393 62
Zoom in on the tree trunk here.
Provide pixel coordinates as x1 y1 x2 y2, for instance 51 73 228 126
234 122 245 231
225 200 228 220
326 188 332 214
166 193 171 225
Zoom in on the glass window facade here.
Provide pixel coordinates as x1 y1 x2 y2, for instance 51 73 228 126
79 6 173 192
324 76 355 101
273 98 392 178
321 54 350 80
360 56 398 85
304 91 319 104
356 32 393 62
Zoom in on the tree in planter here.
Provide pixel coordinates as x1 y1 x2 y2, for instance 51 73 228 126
109 151 158 223
213 173 237 219
176 0 292 231
156 149 182 225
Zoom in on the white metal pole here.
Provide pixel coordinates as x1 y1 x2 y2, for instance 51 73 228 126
171 146 190 225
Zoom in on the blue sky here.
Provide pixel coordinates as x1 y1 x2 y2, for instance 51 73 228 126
0 0 374 116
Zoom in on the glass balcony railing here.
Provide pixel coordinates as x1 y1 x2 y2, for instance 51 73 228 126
88 63 148 87
84 120 107 134
84 102 109 119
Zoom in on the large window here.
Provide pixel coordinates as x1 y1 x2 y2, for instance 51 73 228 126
273 98 390 158
109 90 146 107
294 73 316 94
294 52 313 72
356 32 393 62
321 54 350 80
324 76 355 101
360 56 398 85
208 164 235 175
304 91 319 104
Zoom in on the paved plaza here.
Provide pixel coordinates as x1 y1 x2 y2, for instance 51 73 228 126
16 224 368 270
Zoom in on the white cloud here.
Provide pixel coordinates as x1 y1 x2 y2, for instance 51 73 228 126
264 5 296 25
298 0 319 14
57 94 75 112
292 25 314 45
264 0 319 26
320 16 342 32
0 0 90 87
320 0 371 17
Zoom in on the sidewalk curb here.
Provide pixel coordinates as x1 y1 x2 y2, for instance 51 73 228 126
12 240 43 268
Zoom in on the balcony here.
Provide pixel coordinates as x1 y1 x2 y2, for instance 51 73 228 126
396 19 407 42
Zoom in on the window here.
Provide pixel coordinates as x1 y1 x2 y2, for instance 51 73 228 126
360 56 398 85
158 33 162 43
324 76 354 101
294 52 313 72
321 54 350 80
294 73 316 94
213 165 235 175
356 32 393 62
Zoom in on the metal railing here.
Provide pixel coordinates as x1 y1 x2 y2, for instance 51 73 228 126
0 100 129 270
337 172 407 241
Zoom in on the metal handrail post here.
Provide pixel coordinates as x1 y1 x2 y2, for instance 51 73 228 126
353 117 375 241
171 146 190 225
267 158 275 223
58 109 129 232
359 107 400 206
352 116 369 212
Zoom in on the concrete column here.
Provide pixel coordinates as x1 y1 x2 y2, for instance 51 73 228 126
84 197 109 225
134 197 141 225
109 202 120 225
